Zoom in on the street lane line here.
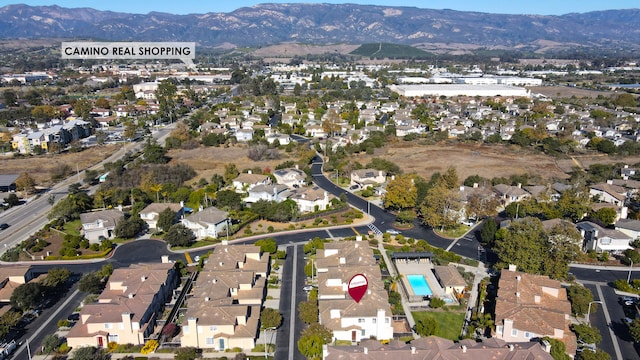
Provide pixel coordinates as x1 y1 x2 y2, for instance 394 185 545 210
596 284 623 360
289 245 298 360
184 251 192 264
325 229 335 239
352 227 360 236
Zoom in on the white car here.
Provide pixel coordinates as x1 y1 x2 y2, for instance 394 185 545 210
386 229 400 235
303 285 315 292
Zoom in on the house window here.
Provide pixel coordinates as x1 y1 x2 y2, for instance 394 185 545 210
601 238 611 245
183 326 189 333
525 332 534 339
358 318 365 323
497 325 503 334
108 335 119 343
361 330 366 336
119 323 124 330
104 323 113 329
372 318 376 324
511 329 518 337
205 338 214 345
385 318 390 324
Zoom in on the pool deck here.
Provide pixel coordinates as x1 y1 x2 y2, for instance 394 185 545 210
394 259 453 304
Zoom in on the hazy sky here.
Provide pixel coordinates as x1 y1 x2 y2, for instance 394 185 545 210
0 0 637 15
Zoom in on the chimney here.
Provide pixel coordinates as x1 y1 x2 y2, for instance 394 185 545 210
460 186 465 191
516 292 520 298
508 344 515 351
363 347 368 355
205 297 210 301
508 264 517 272
461 345 467 353
128 293 134 298
516 275 521 281
473 182 478 188
542 340 551 353
517 183 522 188
295 164 299 170
248 170 252 174
141 275 147 282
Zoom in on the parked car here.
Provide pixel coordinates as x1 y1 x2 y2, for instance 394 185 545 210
0 223 9 230
303 285 315 292
386 229 400 235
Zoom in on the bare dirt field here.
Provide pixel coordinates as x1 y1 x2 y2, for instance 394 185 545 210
354 142 570 182
527 85 613 99
167 144 295 184
0 145 119 186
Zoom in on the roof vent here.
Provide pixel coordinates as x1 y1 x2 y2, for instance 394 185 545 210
461 345 467 353
128 293 135 298
205 297 210 301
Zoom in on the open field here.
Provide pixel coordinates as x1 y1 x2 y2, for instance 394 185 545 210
528 85 613 99
167 144 295 184
351 142 570 183
0 145 119 186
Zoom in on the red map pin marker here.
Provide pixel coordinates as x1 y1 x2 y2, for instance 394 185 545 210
348 274 368 303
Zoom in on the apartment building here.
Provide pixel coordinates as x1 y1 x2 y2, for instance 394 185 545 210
66 263 179 348
316 241 394 342
179 245 269 351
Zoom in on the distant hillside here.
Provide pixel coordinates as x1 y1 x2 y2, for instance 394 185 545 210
0 3 639 52
350 43 433 59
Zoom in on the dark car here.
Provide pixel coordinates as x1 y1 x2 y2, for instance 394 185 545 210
0 223 9 230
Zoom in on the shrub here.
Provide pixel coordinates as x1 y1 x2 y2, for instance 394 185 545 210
141 339 159 354
429 297 446 308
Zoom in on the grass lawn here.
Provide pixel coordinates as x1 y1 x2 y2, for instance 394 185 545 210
412 310 465 340
62 219 82 236
435 225 470 239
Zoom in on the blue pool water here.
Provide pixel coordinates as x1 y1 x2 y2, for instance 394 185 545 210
407 274 433 296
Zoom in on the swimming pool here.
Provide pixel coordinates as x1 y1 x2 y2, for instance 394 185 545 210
406 274 433 296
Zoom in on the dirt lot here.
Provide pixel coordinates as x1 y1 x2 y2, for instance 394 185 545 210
527 85 613 99
0 145 119 186
167 144 297 184
350 141 570 183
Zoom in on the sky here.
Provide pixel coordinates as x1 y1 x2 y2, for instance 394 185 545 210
0 0 637 16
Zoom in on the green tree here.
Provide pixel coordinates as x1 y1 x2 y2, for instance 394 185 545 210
298 299 318 324
493 217 546 274
215 190 243 210
78 272 103 294
48 192 93 222
260 307 283 329
223 163 239 185
10 282 43 311
157 207 177 232
629 318 640 343
2 90 17 106
71 346 111 360
255 238 277 254
480 218 498 246
42 267 71 289
297 323 332 360
155 79 178 123
419 179 460 230
383 174 417 210
41 333 62 354
572 323 602 345
415 316 439 336
543 337 570 360
441 166 459 189
15 172 35 195
143 138 168 164
567 285 595 317
114 216 145 239
591 207 617 225
578 349 611 360
164 224 196 247
544 221 583 279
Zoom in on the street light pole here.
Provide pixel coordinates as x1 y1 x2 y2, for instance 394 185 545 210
628 259 634 284
264 326 276 359
586 301 603 324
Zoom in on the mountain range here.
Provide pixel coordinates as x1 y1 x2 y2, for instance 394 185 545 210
0 3 639 52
